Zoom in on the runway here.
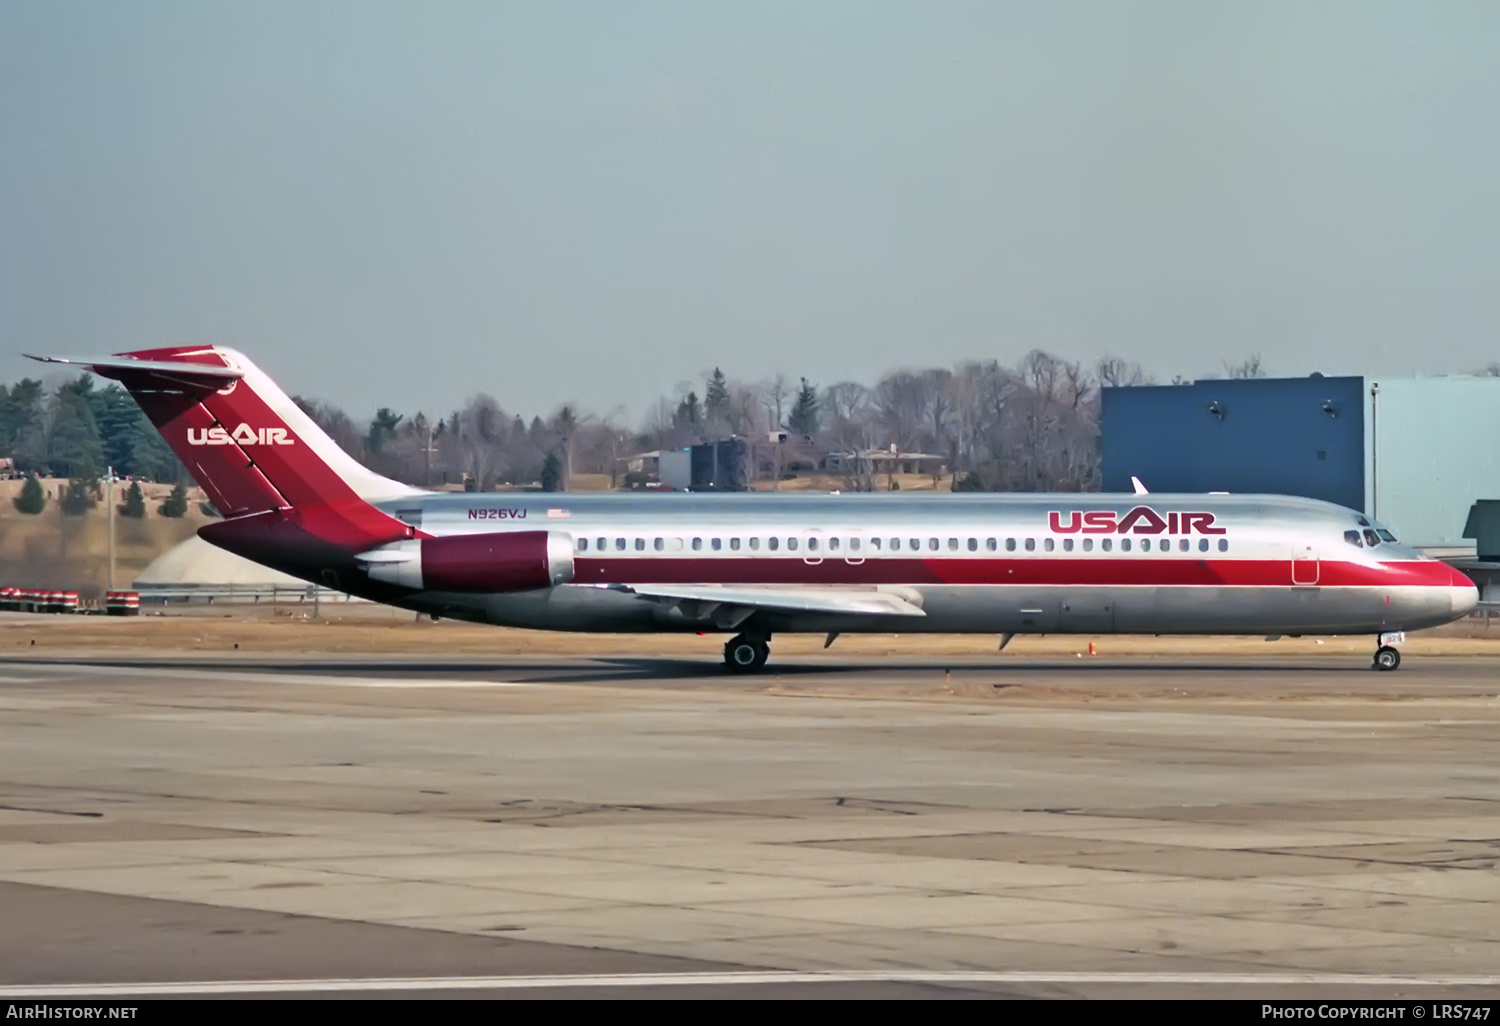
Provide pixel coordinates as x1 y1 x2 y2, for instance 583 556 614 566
1 651 1498 999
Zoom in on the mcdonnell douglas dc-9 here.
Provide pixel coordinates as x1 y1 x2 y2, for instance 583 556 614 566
29 347 1479 673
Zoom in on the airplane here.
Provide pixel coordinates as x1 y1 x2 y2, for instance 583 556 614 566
27 346 1480 673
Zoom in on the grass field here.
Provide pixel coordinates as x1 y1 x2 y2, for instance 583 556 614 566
0 478 213 595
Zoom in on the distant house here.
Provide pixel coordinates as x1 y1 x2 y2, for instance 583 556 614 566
829 446 949 478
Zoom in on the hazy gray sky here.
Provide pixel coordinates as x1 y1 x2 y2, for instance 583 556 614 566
2 1 1497 423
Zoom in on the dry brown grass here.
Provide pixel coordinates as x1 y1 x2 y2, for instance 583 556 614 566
0 479 213 595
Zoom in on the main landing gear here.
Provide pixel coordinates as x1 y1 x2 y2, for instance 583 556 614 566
1372 645 1401 672
723 633 771 674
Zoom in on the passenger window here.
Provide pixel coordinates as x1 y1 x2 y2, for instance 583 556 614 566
711 538 722 551
730 537 741 551
1005 538 1017 552
1178 538 1190 552
909 538 920 551
577 538 588 552
830 538 841 551
788 537 799 551
1364 529 1380 546
691 538 702 551
1121 538 1131 552
867 538 878 551
616 538 627 551
1344 530 1362 547
1218 539 1229 552
1025 538 1036 552
1063 538 1074 552
1043 538 1054 552
671 538 684 551
654 538 665 551
1082 538 1094 552
986 538 997 551
635 538 645 551
967 538 977 552
889 539 899 551
928 538 939 551
948 538 959 551
596 537 606 550
807 537 818 551
1101 538 1112 552
749 537 759 550
768 537 779 551
1198 538 1209 552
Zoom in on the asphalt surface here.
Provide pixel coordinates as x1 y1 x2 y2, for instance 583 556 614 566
1 651 1498 999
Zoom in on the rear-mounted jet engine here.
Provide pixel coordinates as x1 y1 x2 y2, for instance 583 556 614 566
356 531 574 592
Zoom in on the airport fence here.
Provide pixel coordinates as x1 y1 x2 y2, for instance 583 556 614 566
0 584 363 614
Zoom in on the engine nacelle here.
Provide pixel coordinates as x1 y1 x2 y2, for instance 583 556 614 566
355 531 574 592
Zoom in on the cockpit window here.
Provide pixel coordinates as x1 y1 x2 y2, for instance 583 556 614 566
1376 528 1397 543
1344 530 1362 547
1356 516 1370 527
1363 529 1380 547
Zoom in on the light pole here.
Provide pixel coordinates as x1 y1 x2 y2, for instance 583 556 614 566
105 466 116 591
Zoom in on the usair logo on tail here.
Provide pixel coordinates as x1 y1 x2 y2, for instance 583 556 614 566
187 425 294 446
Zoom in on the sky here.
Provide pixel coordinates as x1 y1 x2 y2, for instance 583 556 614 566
2 1 1498 424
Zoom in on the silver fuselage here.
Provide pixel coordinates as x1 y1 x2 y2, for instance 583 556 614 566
335 491 1478 638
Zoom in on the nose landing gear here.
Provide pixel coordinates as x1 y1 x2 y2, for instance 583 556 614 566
1372 645 1401 671
723 633 771 673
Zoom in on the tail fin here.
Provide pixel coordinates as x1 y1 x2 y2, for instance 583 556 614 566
27 346 420 549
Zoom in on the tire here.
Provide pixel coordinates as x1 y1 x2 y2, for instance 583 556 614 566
724 635 770 674
1373 646 1401 672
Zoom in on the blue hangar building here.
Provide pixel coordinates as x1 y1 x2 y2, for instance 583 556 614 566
1101 375 1366 512
1099 373 1500 570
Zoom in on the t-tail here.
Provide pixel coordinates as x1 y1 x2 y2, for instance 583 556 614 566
26 346 424 585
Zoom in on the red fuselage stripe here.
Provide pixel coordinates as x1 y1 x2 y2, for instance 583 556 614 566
570 557 1464 589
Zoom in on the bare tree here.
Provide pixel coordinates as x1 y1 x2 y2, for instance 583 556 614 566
1224 353 1266 379
760 374 790 432
1096 356 1152 388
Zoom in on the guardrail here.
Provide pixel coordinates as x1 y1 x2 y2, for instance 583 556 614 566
132 585 369 605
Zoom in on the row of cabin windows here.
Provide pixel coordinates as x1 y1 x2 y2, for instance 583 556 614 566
574 536 1232 554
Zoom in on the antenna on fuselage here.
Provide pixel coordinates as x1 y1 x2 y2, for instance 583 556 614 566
1131 476 1149 496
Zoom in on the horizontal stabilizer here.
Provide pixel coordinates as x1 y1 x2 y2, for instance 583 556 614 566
621 583 926 618
25 354 244 383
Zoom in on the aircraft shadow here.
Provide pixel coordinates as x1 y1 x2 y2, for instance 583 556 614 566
0 654 1383 684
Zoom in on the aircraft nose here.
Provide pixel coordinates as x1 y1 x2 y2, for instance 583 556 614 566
1449 565 1480 617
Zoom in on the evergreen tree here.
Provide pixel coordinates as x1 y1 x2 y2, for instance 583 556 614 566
119 413 177 482
704 368 730 423
367 407 403 455
60 476 97 516
0 379 49 472
47 386 104 479
674 391 701 429
787 377 820 436
13 473 45 514
539 452 562 492
158 480 189 518
120 481 146 518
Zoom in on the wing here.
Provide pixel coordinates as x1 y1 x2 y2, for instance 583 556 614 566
616 583 926 629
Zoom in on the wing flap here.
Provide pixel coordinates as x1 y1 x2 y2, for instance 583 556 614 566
620 584 926 618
